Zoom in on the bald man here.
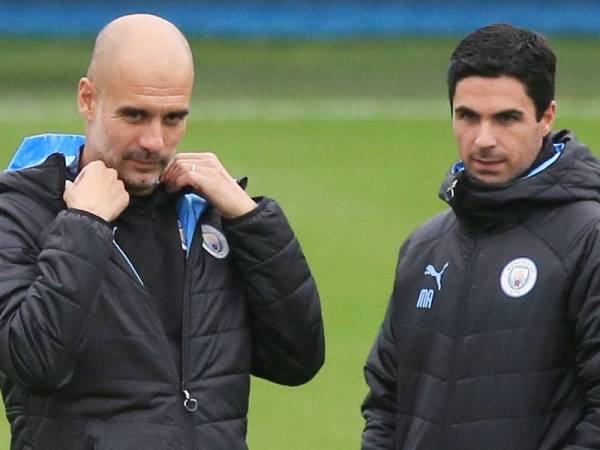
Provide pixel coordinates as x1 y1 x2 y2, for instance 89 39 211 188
0 14 324 450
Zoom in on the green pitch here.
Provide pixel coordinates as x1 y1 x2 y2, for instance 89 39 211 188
0 37 599 449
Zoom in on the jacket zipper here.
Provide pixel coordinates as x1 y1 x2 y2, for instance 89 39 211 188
181 258 196 410
443 234 480 447
113 226 197 446
180 222 205 448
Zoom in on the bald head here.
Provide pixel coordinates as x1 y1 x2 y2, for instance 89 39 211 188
77 14 195 196
88 14 194 91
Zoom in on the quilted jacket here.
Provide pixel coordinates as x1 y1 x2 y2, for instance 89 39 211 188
0 135 324 450
362 131 600 449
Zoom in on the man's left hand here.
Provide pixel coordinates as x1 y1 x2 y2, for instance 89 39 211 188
161 153 257 219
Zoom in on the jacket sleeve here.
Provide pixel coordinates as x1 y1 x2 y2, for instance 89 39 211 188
564 222 600 449
222 197 324 386
0 207 113 393
361 240 410 450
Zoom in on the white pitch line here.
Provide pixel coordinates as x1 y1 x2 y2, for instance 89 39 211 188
0 98 599 121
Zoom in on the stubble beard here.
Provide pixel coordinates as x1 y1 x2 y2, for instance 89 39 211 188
120 149 170 196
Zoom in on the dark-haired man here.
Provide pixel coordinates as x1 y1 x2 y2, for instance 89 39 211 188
0 14 324 450
361 24 600 449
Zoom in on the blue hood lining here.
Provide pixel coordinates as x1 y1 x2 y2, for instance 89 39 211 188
450 142 565 179
8 133 207 255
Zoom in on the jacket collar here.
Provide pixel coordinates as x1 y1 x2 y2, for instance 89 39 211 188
439 130 600 231
1 133 210 252
0 152 69 214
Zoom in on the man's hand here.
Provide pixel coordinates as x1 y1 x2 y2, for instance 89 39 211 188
161 153 257 219
63 160 130 222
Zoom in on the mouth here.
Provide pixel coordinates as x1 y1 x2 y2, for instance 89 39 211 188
128 159 162 172
472 158 506 171
131 159 158 165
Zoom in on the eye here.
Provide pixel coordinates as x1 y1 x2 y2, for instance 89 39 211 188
455 110 477 121
164 113 187 126
496 112 522 124
121 109 147 123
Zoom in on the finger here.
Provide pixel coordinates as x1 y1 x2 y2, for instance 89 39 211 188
163 166 192 192
162 157 203 178
171 156 223 172
63 180 73 198
173 152 217 160
172 158 221 172
181 159 234 182
81 160 106 174
164 171 207 194
160 162 174 181
163 159 220 185
74 168 86 183
161 162 189 184
185 161 222 176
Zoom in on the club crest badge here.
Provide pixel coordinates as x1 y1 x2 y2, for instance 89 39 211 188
201 225 229 259
500 257 537 298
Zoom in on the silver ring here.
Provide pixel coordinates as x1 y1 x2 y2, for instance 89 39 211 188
191 163 196 173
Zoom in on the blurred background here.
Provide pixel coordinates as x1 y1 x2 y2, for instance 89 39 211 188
1 1 600 448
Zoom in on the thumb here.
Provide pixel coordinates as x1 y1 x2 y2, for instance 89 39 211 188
63 180 73 198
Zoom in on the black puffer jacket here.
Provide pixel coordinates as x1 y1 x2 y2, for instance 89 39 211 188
362 131 600 450
0 153 324 450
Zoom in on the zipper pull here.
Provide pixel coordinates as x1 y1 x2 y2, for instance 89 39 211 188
183 388 198 412
445 179 458 201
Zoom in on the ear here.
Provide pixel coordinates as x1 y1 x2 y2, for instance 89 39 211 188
77 77 96 120
539 100 557 136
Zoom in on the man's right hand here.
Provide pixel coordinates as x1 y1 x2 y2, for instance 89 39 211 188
63 160 130 222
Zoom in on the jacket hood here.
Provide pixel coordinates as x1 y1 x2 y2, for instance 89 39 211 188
439 130 600 229
0 133 209 251
0 134 86 213
0 154 70 215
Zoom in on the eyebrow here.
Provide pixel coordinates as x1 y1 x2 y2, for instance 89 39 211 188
116 107 190 118
117 106 149 117
165 109 189 118
453 106 524 119
454 106 478 116
493 109 524 119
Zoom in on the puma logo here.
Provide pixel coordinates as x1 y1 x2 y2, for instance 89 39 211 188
424 263 449 291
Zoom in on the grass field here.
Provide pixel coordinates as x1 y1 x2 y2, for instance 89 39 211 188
0 37 599 449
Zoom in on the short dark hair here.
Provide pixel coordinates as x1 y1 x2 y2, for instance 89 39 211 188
448 24 556 120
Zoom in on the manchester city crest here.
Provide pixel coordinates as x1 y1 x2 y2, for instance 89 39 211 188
201 224 230 259
500 257 537 298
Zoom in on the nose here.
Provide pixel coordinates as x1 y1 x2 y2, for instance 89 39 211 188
138 119 164 152
474 122 497 149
